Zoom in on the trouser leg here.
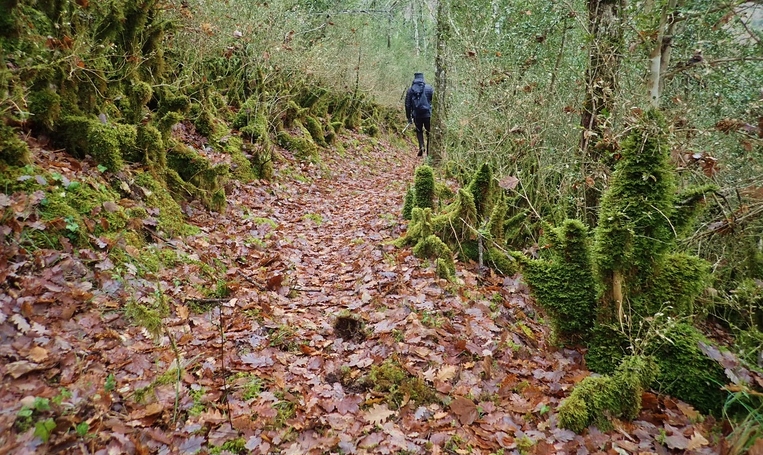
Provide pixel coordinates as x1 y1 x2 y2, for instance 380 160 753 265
423 117 431 155
414 117 425 155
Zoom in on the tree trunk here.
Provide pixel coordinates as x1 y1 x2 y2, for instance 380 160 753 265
430 0 449 166
580 0 625 226
648 0 681 108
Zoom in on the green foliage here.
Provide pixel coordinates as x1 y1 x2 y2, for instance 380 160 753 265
413 165 435 210
559 355 657 433
520 219 597 342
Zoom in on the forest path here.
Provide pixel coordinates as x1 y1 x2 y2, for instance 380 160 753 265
0 131 719 454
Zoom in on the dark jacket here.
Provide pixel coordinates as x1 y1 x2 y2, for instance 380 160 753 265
405 73 434 120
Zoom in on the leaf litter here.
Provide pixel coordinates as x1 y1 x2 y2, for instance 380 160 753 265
0 132 725 453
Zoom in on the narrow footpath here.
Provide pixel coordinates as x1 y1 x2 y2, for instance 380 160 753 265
0 131 720 454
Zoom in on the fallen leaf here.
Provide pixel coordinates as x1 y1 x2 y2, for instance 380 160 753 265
11 314 31 334
437 365 458 382
450 396 478 425
687 431 709 450
364 403 395 425
28 346 49 362
6 361 45 378
266 273 283 290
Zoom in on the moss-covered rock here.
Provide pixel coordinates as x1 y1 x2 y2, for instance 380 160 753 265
559 355 657 433
126 80 152 123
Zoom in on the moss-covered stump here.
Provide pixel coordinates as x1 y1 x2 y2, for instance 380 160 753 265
413 165 435 210
58 116 137 172
466 162 498 221
276 123 318 161
396 207 435 248
435 188 478 247
412 234 456 280
559 355 657 433
402 186 415 220
304 115 328 147
520 219 597 342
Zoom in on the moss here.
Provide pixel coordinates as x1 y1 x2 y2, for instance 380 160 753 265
593 110 677 317
585 325 629 374
304 115 327 147
466 162 497 220
367 359 436 408
58 116 136 171
558 355 657 433
648 323 727 415
27 88 61 131
646 252 711 315
134 171 198 238
396 207 434 248
157 111 184 141
135 124 165 166
402 186 414 220
277 126 317 161
167 143 211 182
0 123 30 165
435 182 455 203
520 220 597 342
126 80 152 123
193 108 217 138
412 234 455 280
281 100 305 129
486 247 517 276
486 197 508 244
434 188 479 249
362 120 379 137
413 165 435 210
222 136 256 182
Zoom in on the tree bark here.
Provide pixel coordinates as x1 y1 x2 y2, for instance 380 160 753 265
430 0 449 166
580 0 625 226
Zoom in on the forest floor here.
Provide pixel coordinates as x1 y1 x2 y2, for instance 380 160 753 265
0 131 726 454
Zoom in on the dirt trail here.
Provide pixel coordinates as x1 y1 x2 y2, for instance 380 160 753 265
0 132 720 454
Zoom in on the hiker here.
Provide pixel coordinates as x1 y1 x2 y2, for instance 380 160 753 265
405 72 434 157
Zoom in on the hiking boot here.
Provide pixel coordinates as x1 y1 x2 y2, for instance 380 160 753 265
417 148 424 157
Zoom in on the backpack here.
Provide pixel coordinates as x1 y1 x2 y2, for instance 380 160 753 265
411 82 431 117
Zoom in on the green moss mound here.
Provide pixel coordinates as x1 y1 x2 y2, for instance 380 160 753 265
559 355 657 433
649 323 727 415
520 220 597 342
